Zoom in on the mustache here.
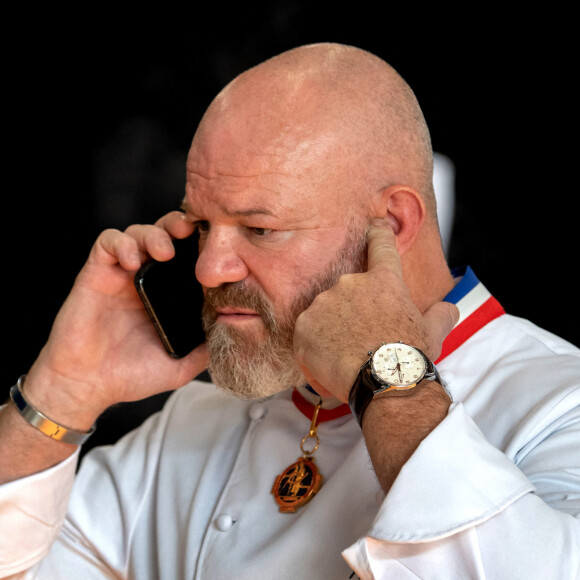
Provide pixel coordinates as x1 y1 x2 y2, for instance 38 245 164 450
202 282 278 331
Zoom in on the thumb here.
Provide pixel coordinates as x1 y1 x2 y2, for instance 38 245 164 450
422 301 460 360
176 343 210 387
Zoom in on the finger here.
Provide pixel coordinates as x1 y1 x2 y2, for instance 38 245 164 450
366 218 403 277
155 210 195 240
94 226 174 272
91 229 143 270
298 365 336 400
422 301 460 360
175 343 210 387
123 224 176 263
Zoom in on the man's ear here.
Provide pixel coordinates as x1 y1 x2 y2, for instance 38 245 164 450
373 185 426 255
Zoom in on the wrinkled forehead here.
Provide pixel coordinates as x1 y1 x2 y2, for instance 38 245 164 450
187 101 346 204
188 127 340 184
183 147 345 232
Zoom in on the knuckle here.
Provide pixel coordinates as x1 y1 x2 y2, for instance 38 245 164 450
337 272 358 285
97 227 122 242
294 309 307 328
123 223 155 237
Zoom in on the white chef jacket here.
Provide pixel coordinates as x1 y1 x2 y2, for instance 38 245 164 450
1 268 579 579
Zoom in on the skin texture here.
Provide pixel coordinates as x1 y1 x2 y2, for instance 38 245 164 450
0 43 458 492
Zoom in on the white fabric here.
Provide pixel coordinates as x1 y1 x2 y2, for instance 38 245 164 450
433 152 455 257
1 313 579 579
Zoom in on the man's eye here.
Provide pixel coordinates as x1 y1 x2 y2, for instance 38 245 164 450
196 221 210 233
250 227 272 236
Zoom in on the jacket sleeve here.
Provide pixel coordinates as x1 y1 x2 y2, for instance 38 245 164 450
342 402 580 579
0 450 79 578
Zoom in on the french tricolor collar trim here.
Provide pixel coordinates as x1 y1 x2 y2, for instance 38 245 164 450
436 266 505 363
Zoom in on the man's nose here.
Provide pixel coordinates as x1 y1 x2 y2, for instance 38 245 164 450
195 228 250 288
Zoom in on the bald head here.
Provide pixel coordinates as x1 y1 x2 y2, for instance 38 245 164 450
193 43 436 220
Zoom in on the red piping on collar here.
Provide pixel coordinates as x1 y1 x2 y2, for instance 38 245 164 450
291 389 352 423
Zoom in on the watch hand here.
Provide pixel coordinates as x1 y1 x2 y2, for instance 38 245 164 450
393 362 402 382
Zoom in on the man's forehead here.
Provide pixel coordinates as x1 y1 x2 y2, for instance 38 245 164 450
181 197 279 219
185 165 294 207
183 102 357 223
183 145 332 222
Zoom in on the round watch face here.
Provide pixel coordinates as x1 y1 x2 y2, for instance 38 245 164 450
371 343 427 388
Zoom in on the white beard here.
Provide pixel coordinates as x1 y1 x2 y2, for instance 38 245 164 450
202 226 367 399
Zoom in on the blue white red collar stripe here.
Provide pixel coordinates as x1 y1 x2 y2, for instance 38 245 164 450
436 266 505 363
444 266 482 306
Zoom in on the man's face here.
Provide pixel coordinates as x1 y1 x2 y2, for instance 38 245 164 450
183 101 368 398
200 225 366 398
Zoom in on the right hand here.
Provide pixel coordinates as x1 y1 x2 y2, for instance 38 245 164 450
24 211 209 427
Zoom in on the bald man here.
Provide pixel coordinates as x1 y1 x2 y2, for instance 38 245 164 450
1 44 578 579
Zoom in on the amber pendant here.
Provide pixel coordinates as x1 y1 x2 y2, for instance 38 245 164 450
272 457 323 513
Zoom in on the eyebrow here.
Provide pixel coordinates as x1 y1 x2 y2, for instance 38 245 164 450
227 207 276 218
180 200 277 218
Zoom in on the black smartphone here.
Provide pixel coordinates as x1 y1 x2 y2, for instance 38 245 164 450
134 232 205 358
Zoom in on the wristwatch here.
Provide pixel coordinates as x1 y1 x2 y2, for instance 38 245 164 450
348 342 450 426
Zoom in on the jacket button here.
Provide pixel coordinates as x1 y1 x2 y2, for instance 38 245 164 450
215 513 235 531
249 403 267 421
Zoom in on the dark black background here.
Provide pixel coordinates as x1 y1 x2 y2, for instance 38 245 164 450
4 7 577 447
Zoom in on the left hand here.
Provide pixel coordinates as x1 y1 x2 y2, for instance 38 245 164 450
293 218 458 402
